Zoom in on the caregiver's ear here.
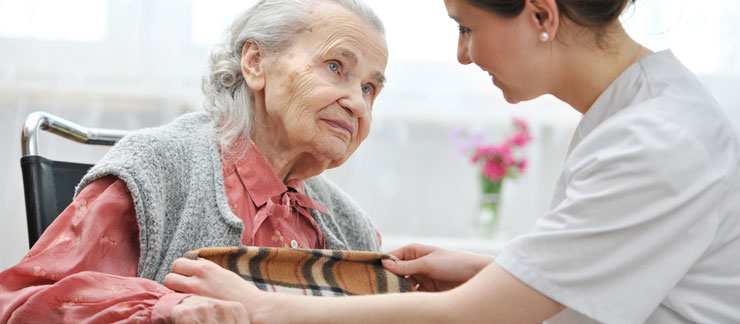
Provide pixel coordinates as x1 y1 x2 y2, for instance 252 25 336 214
241 41 266 92
527 0 560 39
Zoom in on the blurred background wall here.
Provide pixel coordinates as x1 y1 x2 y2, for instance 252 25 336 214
1 0 738 270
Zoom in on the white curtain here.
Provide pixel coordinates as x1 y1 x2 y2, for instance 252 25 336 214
0 0 198 269
1 0 738 269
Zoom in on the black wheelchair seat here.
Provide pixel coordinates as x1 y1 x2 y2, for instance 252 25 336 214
20 156 93 247
20 112 128 248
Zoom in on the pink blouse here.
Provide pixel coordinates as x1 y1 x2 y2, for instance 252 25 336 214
0 143 362 323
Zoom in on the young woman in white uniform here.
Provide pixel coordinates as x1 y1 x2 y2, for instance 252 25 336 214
163 0 740 323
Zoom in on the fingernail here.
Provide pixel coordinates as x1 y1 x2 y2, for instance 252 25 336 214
382 259 395 267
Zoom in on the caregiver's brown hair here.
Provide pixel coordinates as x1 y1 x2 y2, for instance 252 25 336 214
466 0 635 45
465 0 634 23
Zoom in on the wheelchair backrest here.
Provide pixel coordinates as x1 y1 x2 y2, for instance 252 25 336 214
20 112 128 248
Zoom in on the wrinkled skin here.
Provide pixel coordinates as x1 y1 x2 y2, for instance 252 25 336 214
244 0 389 182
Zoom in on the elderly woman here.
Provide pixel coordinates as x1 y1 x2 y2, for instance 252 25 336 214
165 0 740 323
0 0 387 322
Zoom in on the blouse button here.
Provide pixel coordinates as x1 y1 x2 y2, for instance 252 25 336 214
290 240 299 248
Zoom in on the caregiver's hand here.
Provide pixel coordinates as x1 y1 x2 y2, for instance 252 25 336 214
164 258 261 306
383 244 495 292
171 295 249 324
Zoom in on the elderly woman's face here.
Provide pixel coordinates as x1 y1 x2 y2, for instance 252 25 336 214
260 1 388 169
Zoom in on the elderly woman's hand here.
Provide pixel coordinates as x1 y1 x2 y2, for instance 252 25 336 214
171 295 249 324
164 258 261 308
382 244 496 292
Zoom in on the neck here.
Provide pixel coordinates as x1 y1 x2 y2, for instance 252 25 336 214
249 101 327 183
550 23 652 114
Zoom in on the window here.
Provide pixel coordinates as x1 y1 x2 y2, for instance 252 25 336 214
0 0 107 42
191 0 258 46
623 0 740 75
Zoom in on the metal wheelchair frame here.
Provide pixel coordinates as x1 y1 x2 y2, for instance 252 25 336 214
20 111 129 248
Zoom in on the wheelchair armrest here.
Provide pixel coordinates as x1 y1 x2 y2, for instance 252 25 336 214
19 111 131 248
21 111 129 156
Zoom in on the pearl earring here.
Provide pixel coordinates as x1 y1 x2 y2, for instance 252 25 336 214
539 31 550 42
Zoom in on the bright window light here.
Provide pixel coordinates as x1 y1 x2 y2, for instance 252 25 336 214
0 0 107 42
191 0 458 61
191 0 259 46
622 0 740 74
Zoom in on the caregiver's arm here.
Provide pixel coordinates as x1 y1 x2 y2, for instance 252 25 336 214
252 262 564 324
166 256 564 324
383 243 496 292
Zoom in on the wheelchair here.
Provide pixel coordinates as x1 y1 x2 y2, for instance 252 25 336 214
20 112 128 248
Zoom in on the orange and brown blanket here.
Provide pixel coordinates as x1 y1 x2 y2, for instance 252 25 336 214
185 246 414 296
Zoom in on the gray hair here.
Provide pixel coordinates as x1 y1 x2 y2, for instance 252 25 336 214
201 0 386 157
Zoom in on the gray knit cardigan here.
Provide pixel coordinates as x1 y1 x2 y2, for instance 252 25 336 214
75 112 379 283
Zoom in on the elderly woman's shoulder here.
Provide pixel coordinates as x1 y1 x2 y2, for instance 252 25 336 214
118 112 215 151
102 112 218 168
76 111 219 199
125 112 212 139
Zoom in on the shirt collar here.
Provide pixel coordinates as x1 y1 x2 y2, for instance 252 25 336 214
231 143 306 207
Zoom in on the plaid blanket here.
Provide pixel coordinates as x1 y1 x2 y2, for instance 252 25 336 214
184 246 414 296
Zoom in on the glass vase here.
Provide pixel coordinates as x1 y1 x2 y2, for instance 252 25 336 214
474 175 502 239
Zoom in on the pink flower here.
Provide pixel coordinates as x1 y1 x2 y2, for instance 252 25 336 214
513 117 529 131
482 159 508 181
452 117 532 183
472 143 517 182
516 159 528 173
471 144 512 164
507 130 532 147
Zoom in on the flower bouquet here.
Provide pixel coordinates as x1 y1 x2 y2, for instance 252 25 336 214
452 118 532 238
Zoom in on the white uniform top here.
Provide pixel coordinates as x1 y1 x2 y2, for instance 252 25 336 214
496 50 740 324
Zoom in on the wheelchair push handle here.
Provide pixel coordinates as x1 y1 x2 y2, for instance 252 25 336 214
21 112 129 157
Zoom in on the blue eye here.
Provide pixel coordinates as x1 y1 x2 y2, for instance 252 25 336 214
362 85 373 95
328 62 339 72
